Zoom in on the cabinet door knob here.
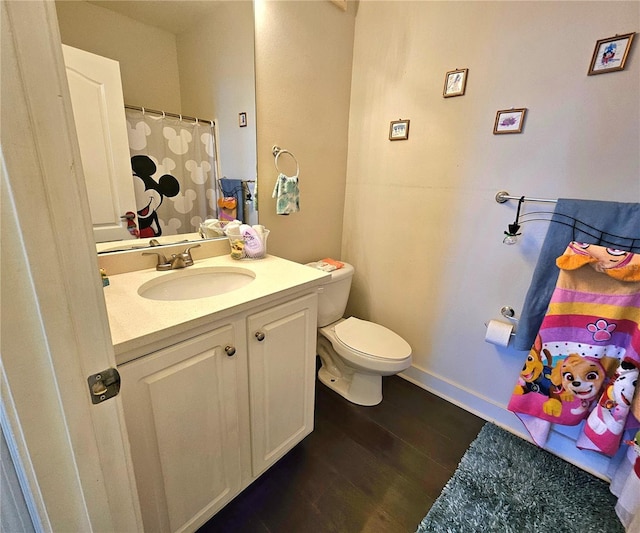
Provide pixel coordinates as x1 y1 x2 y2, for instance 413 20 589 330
224 345 236 356
255 331 265 342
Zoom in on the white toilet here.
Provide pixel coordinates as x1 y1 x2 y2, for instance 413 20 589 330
308 261 412 406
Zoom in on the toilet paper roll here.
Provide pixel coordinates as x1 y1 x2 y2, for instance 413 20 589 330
485 320 514 347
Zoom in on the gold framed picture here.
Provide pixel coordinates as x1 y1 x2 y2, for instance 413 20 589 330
389 119 410 141
443 68 468 97
588 33 635 75
493 109 527 135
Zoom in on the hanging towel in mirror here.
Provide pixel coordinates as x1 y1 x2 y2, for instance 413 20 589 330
217 197 237 222
220 178 245 223
272 173 300 215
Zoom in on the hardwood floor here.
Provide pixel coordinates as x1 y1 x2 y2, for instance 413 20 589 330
198 373 485 533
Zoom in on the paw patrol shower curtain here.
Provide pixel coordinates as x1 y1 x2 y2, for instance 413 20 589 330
508 242 640 456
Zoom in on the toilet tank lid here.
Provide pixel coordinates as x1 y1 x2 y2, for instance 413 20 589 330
335 317 411 360
305 261 354 281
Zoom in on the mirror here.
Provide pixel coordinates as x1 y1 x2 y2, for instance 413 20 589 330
54 0 257 252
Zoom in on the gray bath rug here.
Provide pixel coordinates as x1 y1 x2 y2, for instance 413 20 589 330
416 423 624 533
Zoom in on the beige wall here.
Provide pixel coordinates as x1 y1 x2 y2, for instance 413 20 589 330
344 1 639 474
55 0 182 111
255 0 356 263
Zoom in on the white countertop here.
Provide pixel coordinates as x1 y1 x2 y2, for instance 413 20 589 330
103 254 329 363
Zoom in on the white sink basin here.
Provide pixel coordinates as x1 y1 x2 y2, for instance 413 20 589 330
138 267 256 301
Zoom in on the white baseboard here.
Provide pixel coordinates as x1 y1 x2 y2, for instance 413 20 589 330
399 365 615 481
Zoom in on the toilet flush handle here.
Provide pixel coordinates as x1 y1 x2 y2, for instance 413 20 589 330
255 331 266 342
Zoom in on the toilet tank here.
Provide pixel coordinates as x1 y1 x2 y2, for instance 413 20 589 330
306 262 354 327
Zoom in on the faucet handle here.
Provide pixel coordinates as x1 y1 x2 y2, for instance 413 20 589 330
181 244 201 266
169 254 187 269
142 251 171 271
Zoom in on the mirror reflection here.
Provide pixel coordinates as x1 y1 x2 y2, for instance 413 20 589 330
55 0 257 251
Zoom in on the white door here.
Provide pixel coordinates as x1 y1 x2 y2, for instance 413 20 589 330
2 2 141 531
62 44 136 243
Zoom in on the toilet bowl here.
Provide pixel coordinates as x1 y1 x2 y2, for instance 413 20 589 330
317 317 412 405
307 261 412 406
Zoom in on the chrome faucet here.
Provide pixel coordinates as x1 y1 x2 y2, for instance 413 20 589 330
143 244 201 271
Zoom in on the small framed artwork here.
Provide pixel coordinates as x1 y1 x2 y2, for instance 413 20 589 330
493 108 527 134
238 112 247 127
588 33 635 75
389 119 410 141
443 68 468 97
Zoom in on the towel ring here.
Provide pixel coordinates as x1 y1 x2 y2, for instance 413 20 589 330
273 145 300 176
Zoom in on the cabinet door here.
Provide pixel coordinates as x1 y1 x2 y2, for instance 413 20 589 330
247 293 318 477
119 323 244 533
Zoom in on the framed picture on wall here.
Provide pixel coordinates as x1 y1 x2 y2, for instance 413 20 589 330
443 68 468 97
493 108 527 134
588 32 635 75
389 119 410 140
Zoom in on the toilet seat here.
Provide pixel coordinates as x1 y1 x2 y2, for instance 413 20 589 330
334 317 411 361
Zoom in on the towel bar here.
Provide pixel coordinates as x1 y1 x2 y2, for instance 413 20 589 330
495 191 557 204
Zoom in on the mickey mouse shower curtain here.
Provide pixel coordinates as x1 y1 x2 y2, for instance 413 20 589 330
125 108 218 237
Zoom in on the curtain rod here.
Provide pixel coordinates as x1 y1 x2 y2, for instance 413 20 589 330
495 191 557 204
124 104 214 126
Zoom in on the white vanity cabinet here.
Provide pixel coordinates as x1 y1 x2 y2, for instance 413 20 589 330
118 291 318 533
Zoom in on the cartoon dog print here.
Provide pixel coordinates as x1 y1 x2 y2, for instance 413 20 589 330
542 354 615 417
132 155 180 238
587 360 639 436
513 337 553 396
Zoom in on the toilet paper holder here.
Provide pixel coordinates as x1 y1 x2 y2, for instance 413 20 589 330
500 306 518 322
483 322 517 337
484 306 518 338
